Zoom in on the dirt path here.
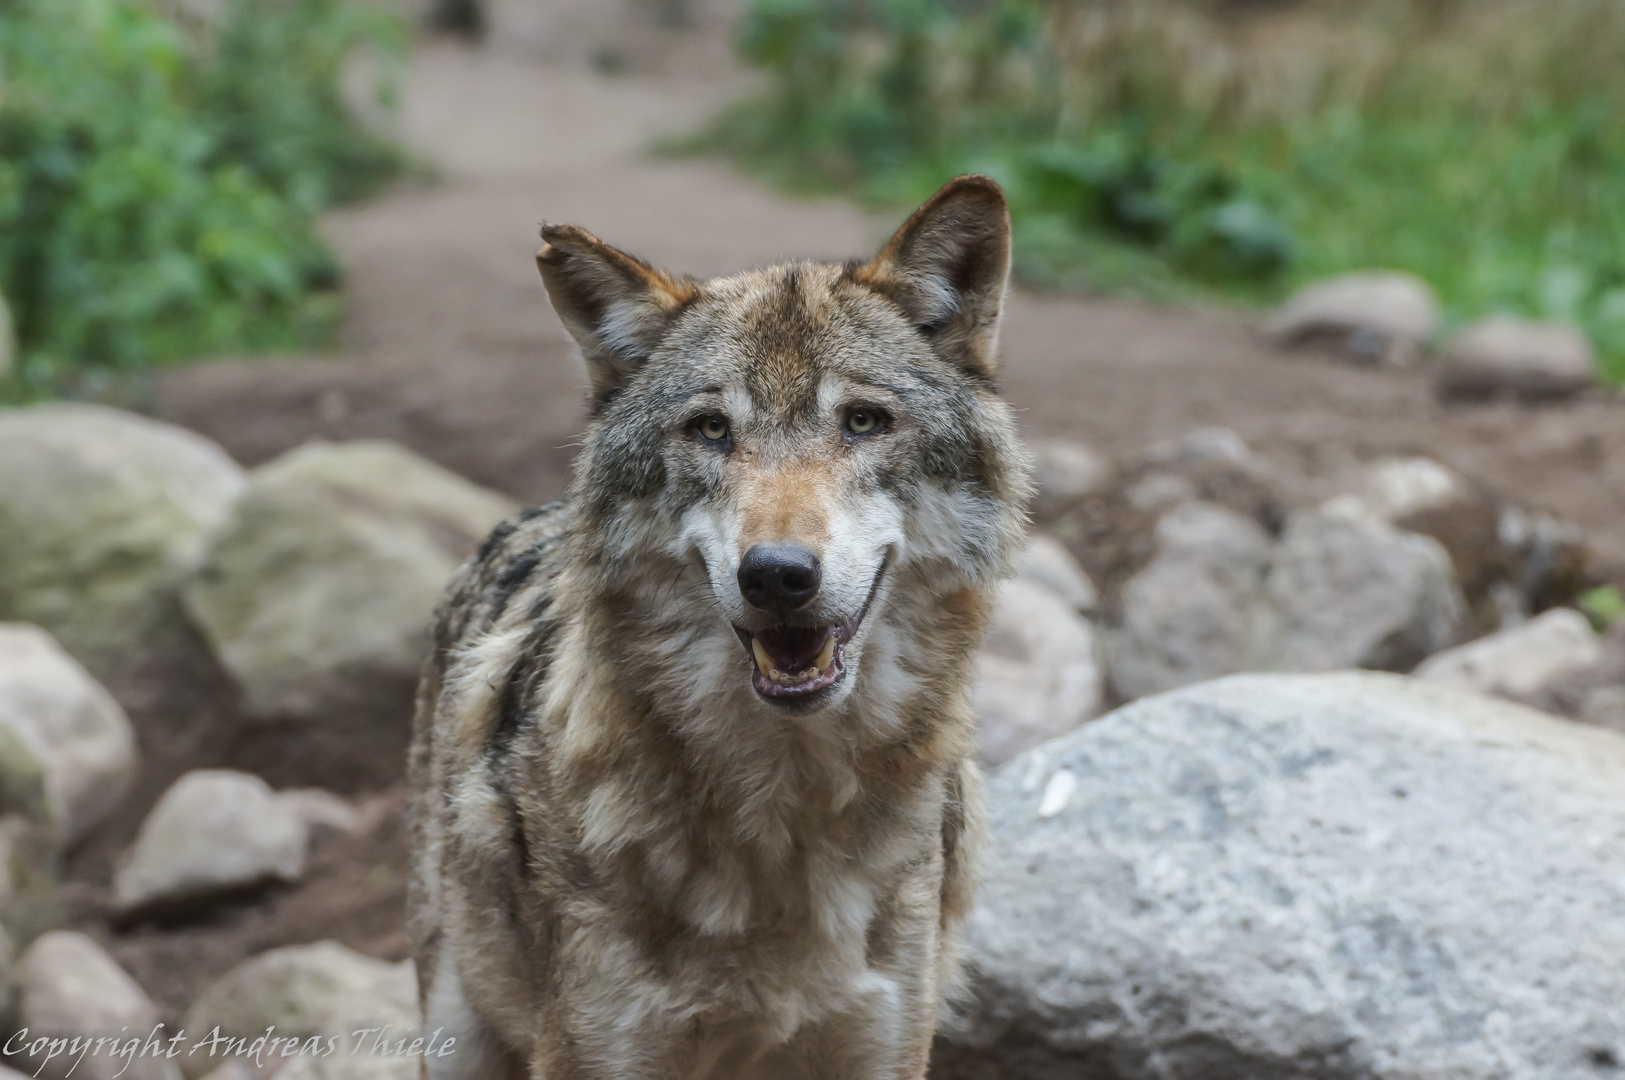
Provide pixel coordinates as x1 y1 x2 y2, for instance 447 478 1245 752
155 2 1625 583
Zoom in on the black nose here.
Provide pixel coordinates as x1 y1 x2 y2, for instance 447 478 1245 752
738 543 822 615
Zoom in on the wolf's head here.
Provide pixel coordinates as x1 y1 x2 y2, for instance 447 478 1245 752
540 176 1030 726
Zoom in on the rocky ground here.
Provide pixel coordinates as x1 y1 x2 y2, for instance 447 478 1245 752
0 1 1623 1077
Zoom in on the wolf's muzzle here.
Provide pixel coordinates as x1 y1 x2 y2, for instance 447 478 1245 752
737 543 822 616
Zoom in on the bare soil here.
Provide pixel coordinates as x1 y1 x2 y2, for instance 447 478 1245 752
64 0 1625 1021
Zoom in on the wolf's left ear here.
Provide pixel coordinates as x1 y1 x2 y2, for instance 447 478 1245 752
855 175 1012 378
537 224 697 398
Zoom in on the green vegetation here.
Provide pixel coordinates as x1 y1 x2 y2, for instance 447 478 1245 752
1582 585 1625 631
710 0 1625 381
0 0 404 394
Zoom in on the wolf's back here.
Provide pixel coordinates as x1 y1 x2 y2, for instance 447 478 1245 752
404 499 572 1006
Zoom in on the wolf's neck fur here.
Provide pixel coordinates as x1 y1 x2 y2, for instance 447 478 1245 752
542 558 985 891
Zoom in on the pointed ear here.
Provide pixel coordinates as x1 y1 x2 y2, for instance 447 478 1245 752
854 175 1012 377
536 224 698 399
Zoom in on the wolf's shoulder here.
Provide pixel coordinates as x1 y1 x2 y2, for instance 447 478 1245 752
432 499 573 652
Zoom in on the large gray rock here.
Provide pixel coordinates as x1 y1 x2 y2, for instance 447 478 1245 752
934 672 1625 1080
1265 271 1441 366
181 942 417 1080
1415 607 1604 703
1437 315 1597 402
0 624 137 844
14 931 177 1080
182 440 518 724
0 405 246 676
974 577 1104 767
115 770 308 915
1258 498 1464 672
1106 502 1273 700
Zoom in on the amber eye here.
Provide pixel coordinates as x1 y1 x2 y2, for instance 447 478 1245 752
844 408 884 435
695 415 730 442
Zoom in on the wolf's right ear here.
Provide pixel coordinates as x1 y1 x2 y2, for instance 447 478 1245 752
854 175 1012 378
537 224 697 398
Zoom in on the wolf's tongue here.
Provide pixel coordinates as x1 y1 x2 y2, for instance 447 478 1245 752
754 625 832 671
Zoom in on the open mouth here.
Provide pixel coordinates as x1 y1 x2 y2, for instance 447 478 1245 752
734 562 885 702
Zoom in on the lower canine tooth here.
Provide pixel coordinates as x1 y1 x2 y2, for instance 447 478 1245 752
815 634 836 672
751 636 774 675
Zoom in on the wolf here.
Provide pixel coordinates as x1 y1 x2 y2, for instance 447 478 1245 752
406 175 1032 1079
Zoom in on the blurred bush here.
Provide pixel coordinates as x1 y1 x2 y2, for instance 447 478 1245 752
714 0 1625 379
0 0 404 394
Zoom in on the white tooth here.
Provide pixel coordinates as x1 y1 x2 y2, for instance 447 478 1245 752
815 634 836 672
752 637 774 675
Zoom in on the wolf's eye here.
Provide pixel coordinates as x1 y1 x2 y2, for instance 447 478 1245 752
844 408 886 436
695 415 731 443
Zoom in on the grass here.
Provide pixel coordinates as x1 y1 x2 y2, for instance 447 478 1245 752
0 0 407 398
701 0 1625 382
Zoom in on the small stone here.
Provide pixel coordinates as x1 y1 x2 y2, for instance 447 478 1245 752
271 1054 418 1080
1123 470 1197 512
115 770 308 916
974 578 1104 767
1354 456 1472 523
1015 534 1098 614
181 942 418 1080
1265 271 1441 365
1437 315 1596 402
0 624 137 845
1105 502 1273 701
1258 498 1464 672
1028 439 1109 519
15 931 177 1080
1144 426 1251 467
0 405 246 678
199 1066 256 1080
1415 608 1604 702
181 440 518 725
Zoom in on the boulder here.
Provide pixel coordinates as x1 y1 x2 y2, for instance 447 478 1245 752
181 441 518 724
1415 608 1604 703
0 624 137 844
1264 271 1441 366
1258 498 1464 672
181 942 417 1080
1029 440 1109 520
0 813 63 944
115 770 308 917
1437 315 1597 402
14 931 177 1080
1015 534 1098 615
934 672 1625 1080
1105 502 1273 701
974 578 1104 767
0 405 246 677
